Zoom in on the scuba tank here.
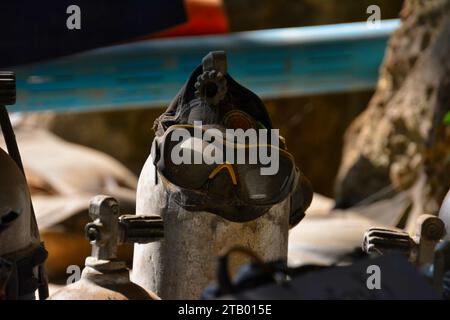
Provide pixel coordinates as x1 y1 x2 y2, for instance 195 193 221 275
0 71 48 300
49 195 163 300
132 51 313 299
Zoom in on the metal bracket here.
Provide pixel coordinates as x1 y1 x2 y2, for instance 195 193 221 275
85 195 164 270
362 214 446 268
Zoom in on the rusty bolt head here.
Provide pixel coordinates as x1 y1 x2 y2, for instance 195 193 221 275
86 224 101 242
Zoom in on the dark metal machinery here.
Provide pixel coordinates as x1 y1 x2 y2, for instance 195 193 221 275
363 214 445 266
362 190 450 298
0 71 49 300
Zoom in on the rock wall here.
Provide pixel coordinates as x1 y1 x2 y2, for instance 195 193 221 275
335 0 450 218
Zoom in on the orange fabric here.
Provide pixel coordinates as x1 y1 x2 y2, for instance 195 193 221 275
148 0 228 38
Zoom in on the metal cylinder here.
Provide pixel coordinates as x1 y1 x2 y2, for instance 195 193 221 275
131 51 310 299
0 147 33 256
49 265 158 300
131 155 290 299
0 147 46 300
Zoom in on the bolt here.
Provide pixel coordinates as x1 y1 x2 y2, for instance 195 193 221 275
86 226 100 241
112 205 120 215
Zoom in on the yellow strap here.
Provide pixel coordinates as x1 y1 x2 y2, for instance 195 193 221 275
208 162 237 185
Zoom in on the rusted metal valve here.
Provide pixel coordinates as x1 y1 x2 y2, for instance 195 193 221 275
49 195 163 300
84 195 163 270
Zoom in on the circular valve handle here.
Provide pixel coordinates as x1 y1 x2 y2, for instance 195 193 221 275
194 51 228 106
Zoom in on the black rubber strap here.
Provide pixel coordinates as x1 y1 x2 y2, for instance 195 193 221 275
0 106 25 173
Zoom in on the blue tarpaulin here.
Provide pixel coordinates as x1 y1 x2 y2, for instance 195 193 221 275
10 20 400 113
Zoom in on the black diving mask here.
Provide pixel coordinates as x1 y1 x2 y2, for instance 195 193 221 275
151 124 299 221
151 51 313 225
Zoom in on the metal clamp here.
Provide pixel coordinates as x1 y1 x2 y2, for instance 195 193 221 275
362 214 446 267
85 195 164 269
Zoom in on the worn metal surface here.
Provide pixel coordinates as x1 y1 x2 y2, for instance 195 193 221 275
414 214 445 266
0 148 33 256
132 156 290 299
49 195 162 300
362 214 445 268
0 128 140 279
85 195 164 262
49 266 159 300
10 20 400 112
0 71 48 299
362 227 413 257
